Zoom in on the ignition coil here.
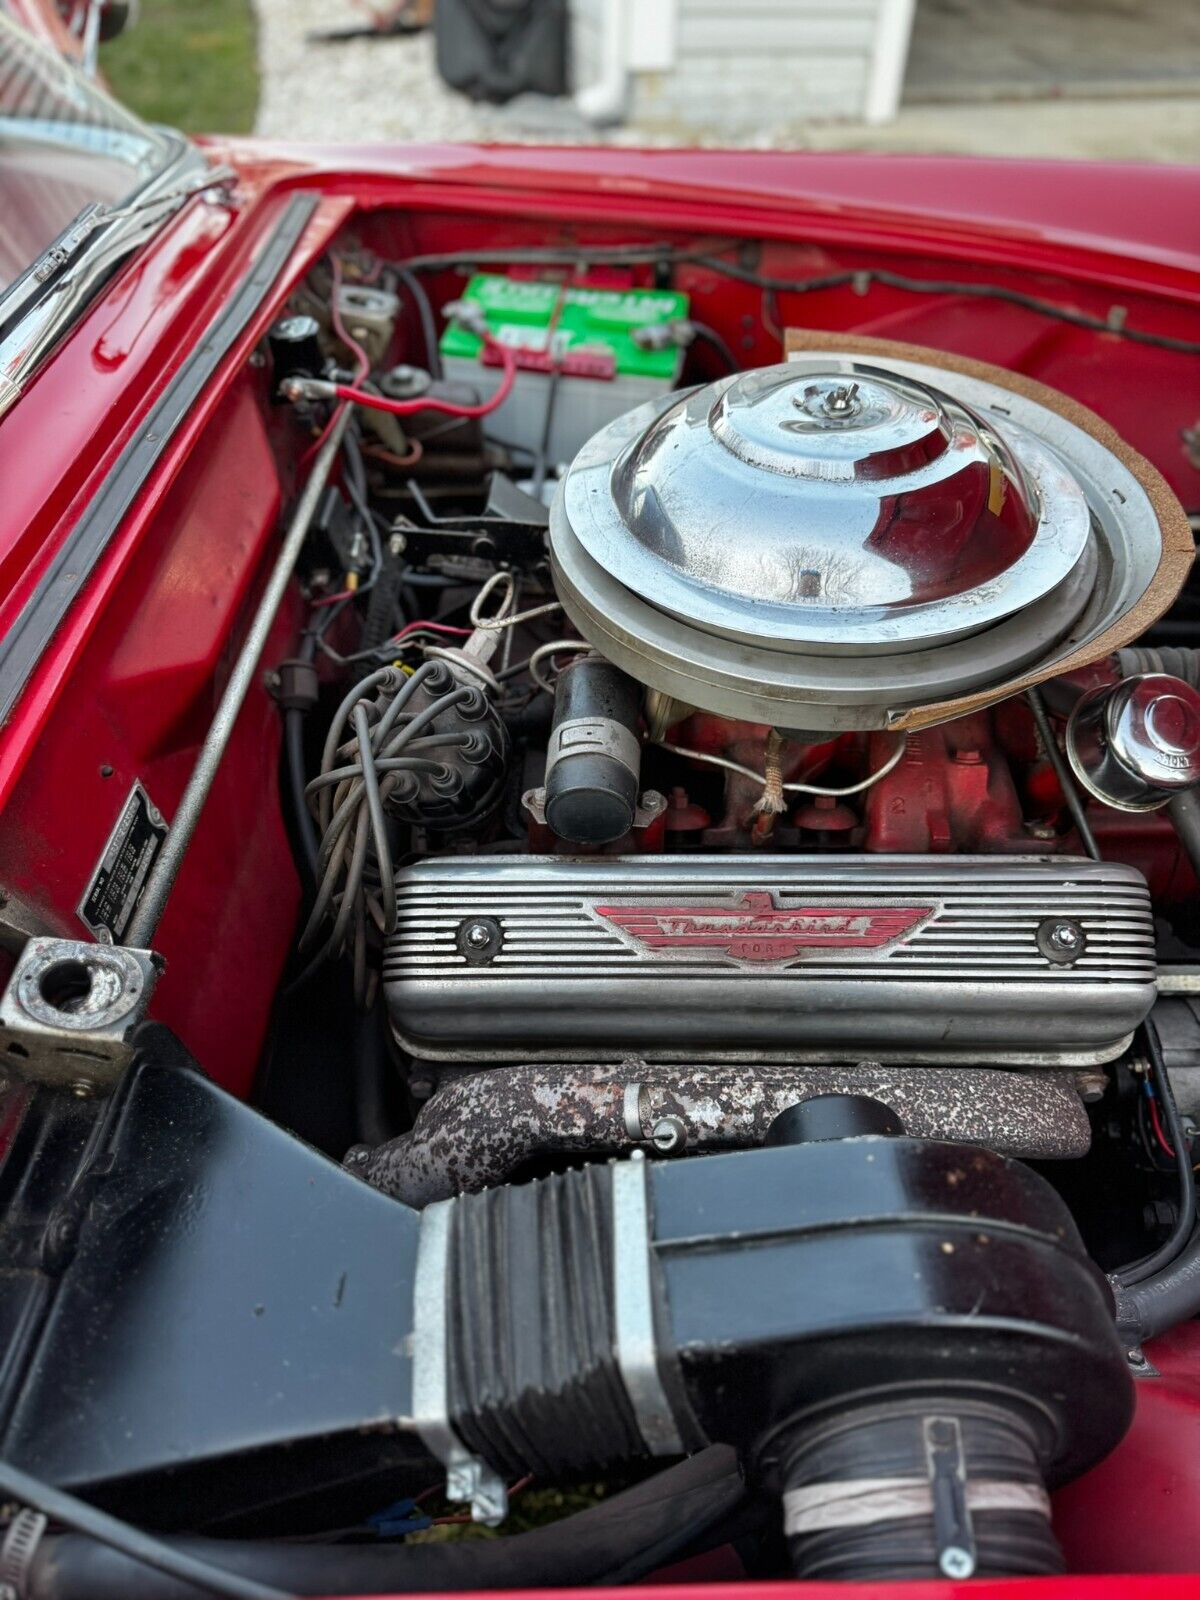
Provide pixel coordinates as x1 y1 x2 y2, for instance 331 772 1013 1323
543 655 643 845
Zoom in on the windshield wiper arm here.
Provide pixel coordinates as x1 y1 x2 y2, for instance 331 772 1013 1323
30 164 238 287
0 152 238 419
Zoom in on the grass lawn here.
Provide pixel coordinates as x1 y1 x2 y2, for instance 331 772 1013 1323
102 0 259 135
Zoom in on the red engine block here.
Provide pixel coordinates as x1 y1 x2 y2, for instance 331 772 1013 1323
665 702 1195 903
863 712 1028 853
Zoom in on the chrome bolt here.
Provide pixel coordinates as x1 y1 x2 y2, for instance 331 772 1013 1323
1074 1072 1108 1105
1037 916 1086 964
650 1116 688 1155
939 1547 976 1580
69 1079 94 1099
458 917 503 962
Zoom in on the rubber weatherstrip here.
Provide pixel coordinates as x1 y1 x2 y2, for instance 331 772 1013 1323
0 191 320 727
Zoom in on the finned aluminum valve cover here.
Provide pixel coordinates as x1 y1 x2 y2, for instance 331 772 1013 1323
549 345 1192 731
383 855 1156 1066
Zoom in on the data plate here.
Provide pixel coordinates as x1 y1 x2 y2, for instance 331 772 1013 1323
78 782 167 944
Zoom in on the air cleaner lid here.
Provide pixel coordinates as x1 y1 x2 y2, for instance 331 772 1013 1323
551 347 1186 732
566 363 1092 654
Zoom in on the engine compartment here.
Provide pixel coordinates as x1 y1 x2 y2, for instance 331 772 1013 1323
273 260 1194 1230
1 183 1200 1591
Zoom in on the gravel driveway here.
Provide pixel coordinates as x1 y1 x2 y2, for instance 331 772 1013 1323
254 0 608 145
253 0 1200 161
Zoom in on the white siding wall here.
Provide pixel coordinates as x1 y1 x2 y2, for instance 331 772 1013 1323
572 0 909 133
570 0 608 89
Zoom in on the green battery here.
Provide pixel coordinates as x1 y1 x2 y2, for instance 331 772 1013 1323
439 272 690 469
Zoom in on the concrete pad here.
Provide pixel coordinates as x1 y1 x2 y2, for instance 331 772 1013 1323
253 0 1200 164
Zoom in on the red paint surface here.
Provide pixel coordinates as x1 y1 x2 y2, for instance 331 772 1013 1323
0 180 352 1091
669 704 1191 887
331 1582 1200 1600
1056 1321 1200 1575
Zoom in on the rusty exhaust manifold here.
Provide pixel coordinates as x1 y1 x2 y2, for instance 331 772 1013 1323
345 1060 1092 1205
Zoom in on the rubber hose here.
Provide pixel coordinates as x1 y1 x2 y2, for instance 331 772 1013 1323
1113 1224 1200 1346
354 1004 394 1147
689 320 740 373
395 264 442 380
780 1400 1061 1583
27 1448 745 1600
1116 645 1200 688
285 634 321 884
361 560 405 654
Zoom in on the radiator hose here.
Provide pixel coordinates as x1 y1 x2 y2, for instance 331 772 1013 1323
1112 1226 1200 1347
776 1399 1063 1582
19 1449 750 1600
1110 1021 1200 1345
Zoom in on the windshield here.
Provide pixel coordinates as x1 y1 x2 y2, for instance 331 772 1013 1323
0 13 174 294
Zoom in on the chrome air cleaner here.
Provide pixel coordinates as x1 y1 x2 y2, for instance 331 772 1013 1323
549 342 1192 731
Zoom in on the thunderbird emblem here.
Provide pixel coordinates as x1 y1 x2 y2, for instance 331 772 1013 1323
592 891 933 968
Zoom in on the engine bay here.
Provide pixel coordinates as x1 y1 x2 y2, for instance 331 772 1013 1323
1 194 1200 1593
278 252 1195 1227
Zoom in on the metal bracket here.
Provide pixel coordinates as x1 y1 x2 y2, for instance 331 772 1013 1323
445 1454 509 1527
0 886 54 957
621 1080 688 1155
611 1151 686 1456
545 717 641 782
1125 1344 1162 1379
410 1199 509 1527
925 1416 976 1580
523 786 667 830
0 938 162 1097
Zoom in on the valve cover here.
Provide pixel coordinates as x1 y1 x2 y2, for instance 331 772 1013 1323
383 854 1156 1066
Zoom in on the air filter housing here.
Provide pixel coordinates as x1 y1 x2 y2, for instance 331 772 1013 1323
549 339 1192 732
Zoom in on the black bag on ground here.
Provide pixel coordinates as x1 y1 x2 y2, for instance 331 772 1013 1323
435 0 569 102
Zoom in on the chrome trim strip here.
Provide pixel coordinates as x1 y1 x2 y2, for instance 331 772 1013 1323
410 1198 509 1526
611 1152 685 1456
410 1198 459 1466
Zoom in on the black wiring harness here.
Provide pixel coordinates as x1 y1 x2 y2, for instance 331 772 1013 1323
296 659 507 1003
398 239 1200 357
1112 1018 1197 1291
